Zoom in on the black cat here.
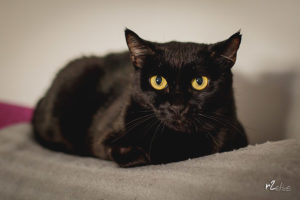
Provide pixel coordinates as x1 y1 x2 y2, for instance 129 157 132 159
32 29 248 167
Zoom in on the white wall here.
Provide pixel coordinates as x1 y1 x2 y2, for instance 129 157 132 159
1 0 299 143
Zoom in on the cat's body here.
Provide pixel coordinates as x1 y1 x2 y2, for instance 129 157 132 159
33 29 248 167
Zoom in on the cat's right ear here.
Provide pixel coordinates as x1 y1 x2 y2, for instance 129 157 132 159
209 31 242 69
125 29 154 68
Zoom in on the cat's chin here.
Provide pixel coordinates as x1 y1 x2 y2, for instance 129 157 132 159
167 126 187 133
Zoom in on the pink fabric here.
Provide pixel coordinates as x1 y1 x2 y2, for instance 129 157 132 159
0 102 33 129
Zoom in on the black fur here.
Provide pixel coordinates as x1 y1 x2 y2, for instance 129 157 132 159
32 29 248 167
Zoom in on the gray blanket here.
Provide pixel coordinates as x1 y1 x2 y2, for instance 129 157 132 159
0 124 299 200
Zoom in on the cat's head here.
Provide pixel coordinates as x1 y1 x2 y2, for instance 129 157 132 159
125 29 241 133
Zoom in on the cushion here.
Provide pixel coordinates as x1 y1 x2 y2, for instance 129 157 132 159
0 123 299 200
0 102 33 129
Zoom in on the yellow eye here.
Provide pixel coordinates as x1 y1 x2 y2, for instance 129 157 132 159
191 76 208 90
150 75 168 90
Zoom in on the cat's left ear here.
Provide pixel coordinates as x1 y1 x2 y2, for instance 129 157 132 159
210 31 242 68
125 29 155 69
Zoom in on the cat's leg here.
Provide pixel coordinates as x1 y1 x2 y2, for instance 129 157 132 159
90 129 151 167
107 145 150 168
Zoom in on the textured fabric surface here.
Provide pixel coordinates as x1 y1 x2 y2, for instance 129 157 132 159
0 123 299 200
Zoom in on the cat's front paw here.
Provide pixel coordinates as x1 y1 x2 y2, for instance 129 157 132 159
109 146 150 168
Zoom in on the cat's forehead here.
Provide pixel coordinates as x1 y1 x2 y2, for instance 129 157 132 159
156 42 209 67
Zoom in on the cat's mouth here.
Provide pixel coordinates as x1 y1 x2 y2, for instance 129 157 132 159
157 114 190 132
165 120 191 132
155 107 191 132
169 119 186 130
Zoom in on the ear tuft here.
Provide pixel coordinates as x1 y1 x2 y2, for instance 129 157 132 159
125 28 154 68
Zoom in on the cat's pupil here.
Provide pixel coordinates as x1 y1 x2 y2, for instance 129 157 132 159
156 76 162 85
196 77 203 85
